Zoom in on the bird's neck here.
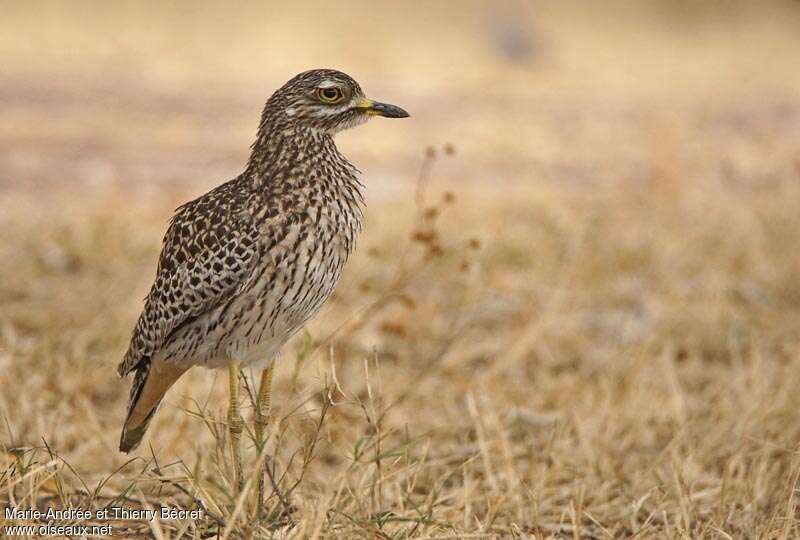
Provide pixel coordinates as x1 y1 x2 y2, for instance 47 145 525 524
245 124 361 194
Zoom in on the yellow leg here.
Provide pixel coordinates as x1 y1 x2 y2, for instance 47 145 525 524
255 363 274 516
228 362 244 493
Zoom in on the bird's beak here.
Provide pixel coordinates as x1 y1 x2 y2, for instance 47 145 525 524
356 98 410 118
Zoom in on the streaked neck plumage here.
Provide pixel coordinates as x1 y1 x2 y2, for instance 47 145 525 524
244 112 363 197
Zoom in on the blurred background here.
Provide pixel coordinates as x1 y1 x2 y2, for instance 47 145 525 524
3 0 799 196
4 1 800 537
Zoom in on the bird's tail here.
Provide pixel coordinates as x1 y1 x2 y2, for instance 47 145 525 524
119 361 187 453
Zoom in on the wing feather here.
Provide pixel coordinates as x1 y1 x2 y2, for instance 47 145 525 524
118 180 259 376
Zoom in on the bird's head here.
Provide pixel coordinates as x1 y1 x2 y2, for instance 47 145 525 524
261 69 409 135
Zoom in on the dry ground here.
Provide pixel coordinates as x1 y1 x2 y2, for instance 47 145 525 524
3 1 800 538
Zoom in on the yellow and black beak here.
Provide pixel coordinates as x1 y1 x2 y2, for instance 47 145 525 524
356 98 410 118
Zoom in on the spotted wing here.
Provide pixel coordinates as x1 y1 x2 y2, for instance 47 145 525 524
118 181 259 376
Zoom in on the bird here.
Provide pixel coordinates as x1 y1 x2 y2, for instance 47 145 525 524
116 69 409 499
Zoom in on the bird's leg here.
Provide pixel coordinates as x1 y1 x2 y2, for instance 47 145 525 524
254 363 274 517
228 361 244 493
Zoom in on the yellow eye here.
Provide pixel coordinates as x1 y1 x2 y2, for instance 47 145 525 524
317 87 343 103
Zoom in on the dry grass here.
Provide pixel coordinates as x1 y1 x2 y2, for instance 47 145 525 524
4 1 800 538
5 157 800 538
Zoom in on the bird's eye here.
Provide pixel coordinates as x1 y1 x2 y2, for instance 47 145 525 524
317 87 344 103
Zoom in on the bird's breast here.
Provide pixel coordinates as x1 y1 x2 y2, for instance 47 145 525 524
223 195 360 357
